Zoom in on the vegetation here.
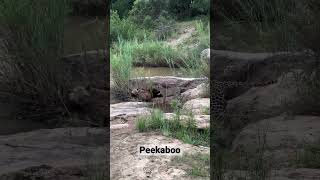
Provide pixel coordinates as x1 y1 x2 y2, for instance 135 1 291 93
111 0 209 97
136 101 209 147
0 0 71 123
172 153 210 178
215 0 320 53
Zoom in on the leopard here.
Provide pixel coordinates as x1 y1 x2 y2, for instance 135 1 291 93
211 79 277 149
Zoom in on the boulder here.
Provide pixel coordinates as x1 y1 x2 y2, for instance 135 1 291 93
231 115 320 167
224 73 297 137
0 127 106 176
183 98 210 115
129 76 207 103
181 83 209 101
209 49 316 83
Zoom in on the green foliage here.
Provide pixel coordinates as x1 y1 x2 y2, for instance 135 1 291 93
110 38 133 97
113 39 180 67
136 107 209 146
0 0 70 58
0 0 71 122
172 153 210 178
110 11 151 42
190 0 210 15
112 0 135 18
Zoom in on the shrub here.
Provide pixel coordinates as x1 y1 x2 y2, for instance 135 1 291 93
110 11 151 42
111 0 135 18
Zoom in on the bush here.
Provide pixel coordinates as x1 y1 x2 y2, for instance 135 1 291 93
0 0 71 123
110 11 151 42
112 0 135 18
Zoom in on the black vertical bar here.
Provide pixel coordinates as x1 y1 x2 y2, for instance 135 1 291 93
105 0 110 179
210 0 214 179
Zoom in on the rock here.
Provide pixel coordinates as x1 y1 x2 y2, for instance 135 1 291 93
224 73 297 139
183 98 210 115
164 113 210 129
231 115 320 167
181 83 209 101
110 124 130 130
131 88 153 102
0 127 106 176
0 165 86 180
200 48 210 63
110 102 151 124
210 49 316 83
130 76 207 103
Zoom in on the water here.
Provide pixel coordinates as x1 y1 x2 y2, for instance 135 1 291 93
131 67 183 77
64 16 106 55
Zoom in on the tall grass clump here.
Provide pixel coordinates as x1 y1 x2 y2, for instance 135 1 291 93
111 38 133 98
110 10 153 43
219 0 308 52
130 39 180 67
178 20 209 78
0 0 71 123
194 20 209 53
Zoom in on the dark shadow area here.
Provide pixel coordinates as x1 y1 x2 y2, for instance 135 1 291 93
0 0 109 179
211 0 320 179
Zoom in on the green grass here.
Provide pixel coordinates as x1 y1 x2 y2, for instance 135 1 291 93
136 106 209 147
172 153 210 178
202 107 210 115
130 39 180 67
111 10 153 42
111 38 133 98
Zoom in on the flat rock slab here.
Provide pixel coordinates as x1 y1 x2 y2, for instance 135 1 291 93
183 98 210 115
0 127 106 175
110 129 209 180
110 102 151 124
130 76 207 92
